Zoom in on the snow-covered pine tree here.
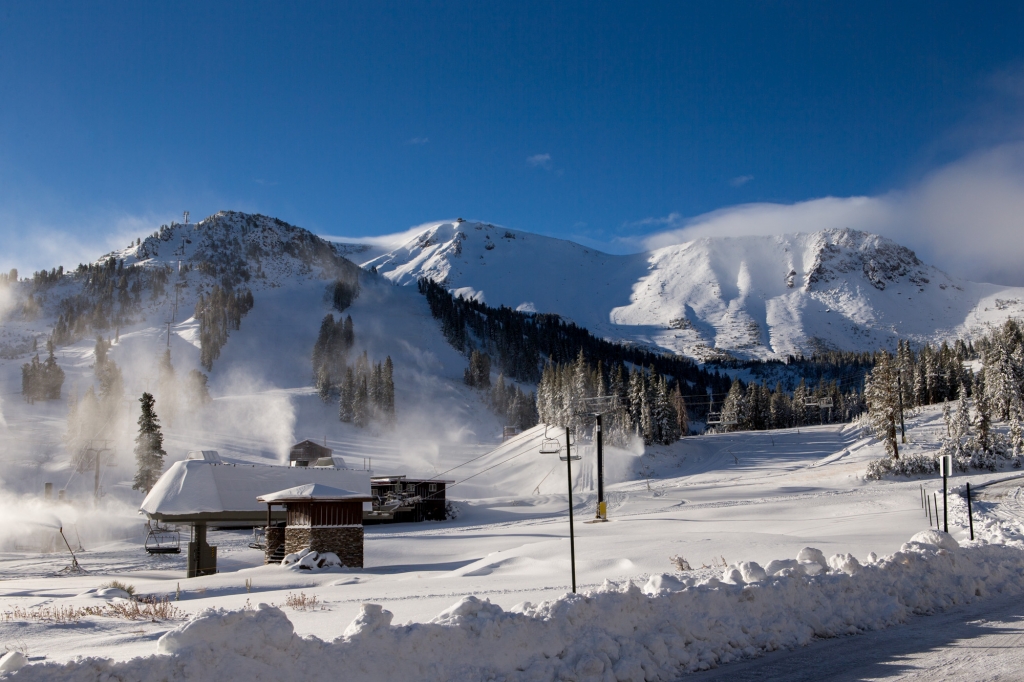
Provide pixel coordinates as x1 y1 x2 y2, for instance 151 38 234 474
671 383 689 437
654 376 679 444
1009 396 1023 467
628 369 646 437
721 379 746 434
769 382 790 429
974 372 992 457
864 352 901 458
492 373 508 416
382 356 396 425
132 392 167 495
353 376 369 427
316 365 332 403
339 367 356 423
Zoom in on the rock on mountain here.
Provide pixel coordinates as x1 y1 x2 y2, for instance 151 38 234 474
359 221 1024 361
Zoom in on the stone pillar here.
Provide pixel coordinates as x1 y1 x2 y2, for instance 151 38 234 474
284 527 312 556
309 526 364 568
264 526 285 564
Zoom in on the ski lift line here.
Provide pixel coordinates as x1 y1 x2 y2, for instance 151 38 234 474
422 426 542 483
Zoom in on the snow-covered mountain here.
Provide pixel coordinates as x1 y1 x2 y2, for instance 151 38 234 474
359 221 1024 360
0 212 513 496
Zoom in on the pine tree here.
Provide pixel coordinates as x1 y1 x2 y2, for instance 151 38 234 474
382 356 396 424
671 383 689 437
354 376 369 427
316 365 332 402
339 367 356 423
721 379 746 433
185 369 211 409
864 352 901 458
132 392 167 495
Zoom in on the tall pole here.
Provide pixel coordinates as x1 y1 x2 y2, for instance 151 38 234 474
942 461 949 533
897 369 907 444
566 426 577 593
595 414 605 520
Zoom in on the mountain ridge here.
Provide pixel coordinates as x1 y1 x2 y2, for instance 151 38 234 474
352 221 1024 361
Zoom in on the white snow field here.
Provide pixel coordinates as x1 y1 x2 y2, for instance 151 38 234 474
4 405 1024 680
5 213 1024 679
359 221 1024 361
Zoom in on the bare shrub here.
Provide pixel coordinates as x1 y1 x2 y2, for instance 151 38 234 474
285 592 320 611
669 555 692 571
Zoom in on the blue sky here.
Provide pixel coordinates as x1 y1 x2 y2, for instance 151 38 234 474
3 2 1024 282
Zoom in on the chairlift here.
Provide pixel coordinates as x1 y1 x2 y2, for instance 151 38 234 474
706 412 722 425
818 397 834 409
144 524 181 555
804 397 820 407
720 413 739 426
539 423 563 455
539 424 580 461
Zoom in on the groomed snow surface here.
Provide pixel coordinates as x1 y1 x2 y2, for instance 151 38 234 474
6 406 1024 680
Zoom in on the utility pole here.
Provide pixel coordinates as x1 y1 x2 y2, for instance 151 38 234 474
565 426 576 594
897 369 907 444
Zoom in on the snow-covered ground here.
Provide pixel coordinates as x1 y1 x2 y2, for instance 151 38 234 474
5 214 1024 678
5 405 1024 679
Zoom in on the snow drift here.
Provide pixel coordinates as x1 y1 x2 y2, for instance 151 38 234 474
11 530 1024 682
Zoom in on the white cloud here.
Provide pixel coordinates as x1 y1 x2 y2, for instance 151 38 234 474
527 153 552 169
0 209 178 275
729 175 754 187
637 142 1024 286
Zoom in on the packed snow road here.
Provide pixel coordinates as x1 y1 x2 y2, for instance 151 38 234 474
694 586 1024 681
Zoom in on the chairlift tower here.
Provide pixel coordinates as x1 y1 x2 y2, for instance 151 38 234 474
79 441 115 502
183 211 189 225
583 395 619 521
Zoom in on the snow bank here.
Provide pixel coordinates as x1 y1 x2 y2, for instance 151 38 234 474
10 530 1024 682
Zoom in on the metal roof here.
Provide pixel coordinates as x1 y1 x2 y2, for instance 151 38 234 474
257 483 373 503
140 460 371 525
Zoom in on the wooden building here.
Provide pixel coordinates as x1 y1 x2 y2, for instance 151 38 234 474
290 440 332 467
257 483 372 568
365 475 453 524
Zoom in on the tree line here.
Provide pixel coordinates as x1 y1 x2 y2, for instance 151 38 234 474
21 339 65 403
418 278 732 409
195 285 254 371
865 324 1022 477
311 309 396 429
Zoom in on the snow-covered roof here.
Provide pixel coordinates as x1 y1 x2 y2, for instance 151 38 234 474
140 460 372 524
257 483 372 503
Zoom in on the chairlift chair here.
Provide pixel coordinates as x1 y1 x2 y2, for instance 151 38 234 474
804 397 821 407
539 424 580 460
720 413 739 426
144 524 181 555
818 397 834 409
706 412 722 425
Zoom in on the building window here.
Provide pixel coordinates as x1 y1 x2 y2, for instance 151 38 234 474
428 484 437 492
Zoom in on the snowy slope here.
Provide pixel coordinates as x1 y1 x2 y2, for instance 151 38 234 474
359 222 1024 360
0 212 515 508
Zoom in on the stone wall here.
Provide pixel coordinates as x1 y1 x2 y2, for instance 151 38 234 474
264 526 285 565
283 526 364 568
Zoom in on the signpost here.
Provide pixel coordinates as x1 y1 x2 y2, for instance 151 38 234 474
939 454 952 533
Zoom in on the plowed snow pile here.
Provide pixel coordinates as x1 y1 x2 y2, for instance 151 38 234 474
11 530 1024 682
